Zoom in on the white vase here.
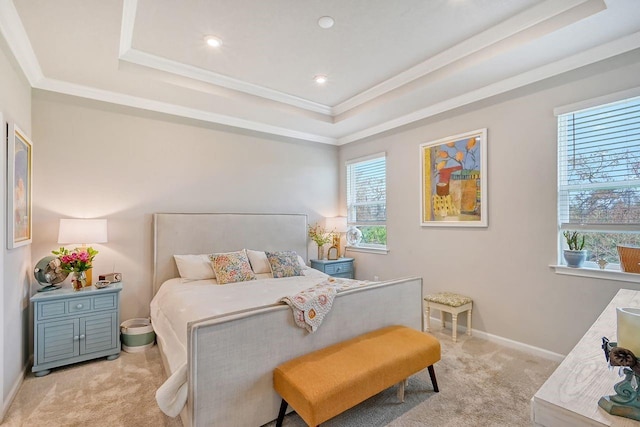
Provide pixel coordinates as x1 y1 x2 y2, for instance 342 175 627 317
617 307 640 356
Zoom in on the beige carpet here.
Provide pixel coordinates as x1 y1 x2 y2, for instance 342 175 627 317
3 330 558 427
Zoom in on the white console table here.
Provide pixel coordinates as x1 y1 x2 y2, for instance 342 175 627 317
531 288 640 426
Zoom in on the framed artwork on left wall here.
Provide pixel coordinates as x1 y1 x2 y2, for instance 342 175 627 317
7 121 33 249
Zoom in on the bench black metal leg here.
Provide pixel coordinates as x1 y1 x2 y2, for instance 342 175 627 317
276 399 288 427
428 365 439 392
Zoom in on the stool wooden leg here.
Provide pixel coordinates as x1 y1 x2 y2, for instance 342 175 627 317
467 307 472 336
440 311 446 329
452 313 458 342
425 304 431 332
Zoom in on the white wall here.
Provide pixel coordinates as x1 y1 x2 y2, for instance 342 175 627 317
339 50 640 355
31 92 339 321
0 33 32 417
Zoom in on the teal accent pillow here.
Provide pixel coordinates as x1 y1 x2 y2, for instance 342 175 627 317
265 251 303 278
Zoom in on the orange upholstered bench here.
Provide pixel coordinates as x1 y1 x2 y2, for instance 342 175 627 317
273 325 441 426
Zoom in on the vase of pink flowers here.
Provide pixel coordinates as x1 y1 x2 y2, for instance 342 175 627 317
52 247 98 290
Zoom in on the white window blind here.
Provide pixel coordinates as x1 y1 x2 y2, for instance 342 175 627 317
346 153 387 247
557 95 640 264
346 153 386 225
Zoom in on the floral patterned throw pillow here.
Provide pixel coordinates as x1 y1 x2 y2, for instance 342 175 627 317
265 251 303 278
209 250 256 284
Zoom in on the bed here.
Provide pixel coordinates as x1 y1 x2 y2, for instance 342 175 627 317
150 213 424 427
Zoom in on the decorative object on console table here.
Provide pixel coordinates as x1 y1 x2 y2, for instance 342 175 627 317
310 258 354 279
324 216 347 258
598 337 640 421
617 307 640 356
308 222 332 260
31 282 122 377
57 218 108 286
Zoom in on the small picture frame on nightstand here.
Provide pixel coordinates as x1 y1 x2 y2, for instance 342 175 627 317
327 246 338 260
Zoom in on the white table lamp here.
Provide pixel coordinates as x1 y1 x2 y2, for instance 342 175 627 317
324 217 347 258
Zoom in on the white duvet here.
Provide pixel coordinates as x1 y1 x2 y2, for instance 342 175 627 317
150 267 329 417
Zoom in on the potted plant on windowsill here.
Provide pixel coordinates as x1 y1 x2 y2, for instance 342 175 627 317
563 231 587 268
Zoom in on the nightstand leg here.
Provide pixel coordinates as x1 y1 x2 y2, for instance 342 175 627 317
107 353 120 361
34 370 50 377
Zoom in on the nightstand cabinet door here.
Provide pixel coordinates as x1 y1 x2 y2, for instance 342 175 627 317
81 312 118 355
37 318 80 364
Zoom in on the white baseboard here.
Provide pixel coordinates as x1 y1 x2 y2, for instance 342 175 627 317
2 361 29 422
425 316 565 363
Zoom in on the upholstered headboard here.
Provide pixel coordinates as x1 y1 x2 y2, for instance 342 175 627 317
152 213 308 295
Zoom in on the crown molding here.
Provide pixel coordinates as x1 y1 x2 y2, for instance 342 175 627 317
34 77 338 145
337 31 640 145
0 0 43 85
332 0 606 115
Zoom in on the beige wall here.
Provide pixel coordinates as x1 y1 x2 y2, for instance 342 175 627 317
0 33 32 415
339 50 640 355
31 92 339 322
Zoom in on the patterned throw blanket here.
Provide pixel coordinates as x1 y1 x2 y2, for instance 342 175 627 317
280 277 370 333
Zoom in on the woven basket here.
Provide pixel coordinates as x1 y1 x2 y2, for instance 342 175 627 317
617 245 640 273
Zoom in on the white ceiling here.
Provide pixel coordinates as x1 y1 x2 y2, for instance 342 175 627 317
1 0 640 145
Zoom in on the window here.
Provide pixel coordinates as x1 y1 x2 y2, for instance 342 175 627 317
346 153 387 249
557 96 640 268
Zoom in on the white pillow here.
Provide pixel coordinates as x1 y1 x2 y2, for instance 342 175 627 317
174 254 216 280
297 255 307 269
246 249 271 274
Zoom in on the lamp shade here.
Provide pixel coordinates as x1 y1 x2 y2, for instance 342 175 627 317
57 218 108 245
325 216 348 233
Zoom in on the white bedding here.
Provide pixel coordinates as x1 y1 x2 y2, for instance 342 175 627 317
150 267 329 416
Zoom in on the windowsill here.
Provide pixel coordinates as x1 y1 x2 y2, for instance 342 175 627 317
345 245 389 255
551 265 640 283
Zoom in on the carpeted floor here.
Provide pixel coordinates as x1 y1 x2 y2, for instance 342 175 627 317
2 329 559 427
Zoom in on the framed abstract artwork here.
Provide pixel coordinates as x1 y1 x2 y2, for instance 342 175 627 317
420 129 487 227
7 122 33 248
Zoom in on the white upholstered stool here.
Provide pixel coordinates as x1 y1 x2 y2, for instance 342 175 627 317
424 292 473 342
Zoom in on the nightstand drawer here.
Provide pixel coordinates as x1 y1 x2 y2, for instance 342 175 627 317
94 294 117 310
38 301 67 319
68 298 92 314
324 262 353 275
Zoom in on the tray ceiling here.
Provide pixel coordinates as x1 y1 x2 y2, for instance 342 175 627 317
2 0 640 144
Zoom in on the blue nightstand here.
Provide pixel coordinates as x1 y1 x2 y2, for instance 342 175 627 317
31 283 122 377
310 258 354 279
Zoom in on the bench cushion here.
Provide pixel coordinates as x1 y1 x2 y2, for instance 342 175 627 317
273 325 440 426
425 292 472 307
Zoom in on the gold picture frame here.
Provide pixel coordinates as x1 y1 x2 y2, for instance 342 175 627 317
327 246 339 260
7 122 33 249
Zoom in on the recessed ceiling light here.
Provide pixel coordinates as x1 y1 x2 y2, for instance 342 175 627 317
204 35 222 48
318 16 334 29
314 75 328 84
